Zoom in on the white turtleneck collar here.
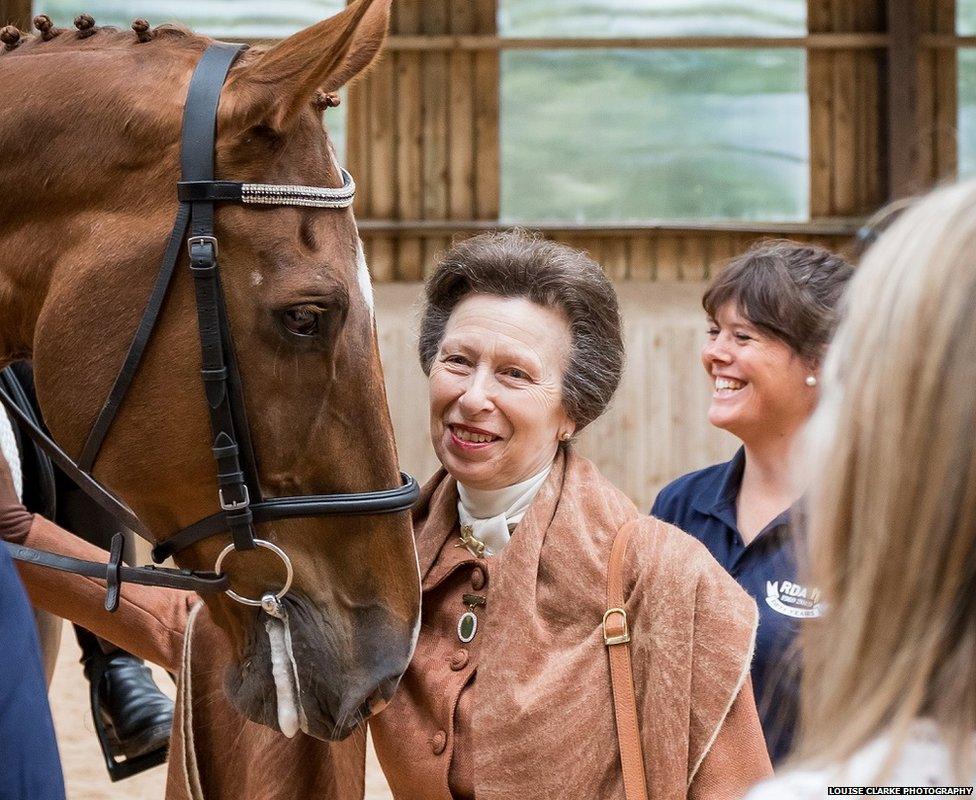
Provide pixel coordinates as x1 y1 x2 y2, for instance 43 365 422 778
456 462 552 557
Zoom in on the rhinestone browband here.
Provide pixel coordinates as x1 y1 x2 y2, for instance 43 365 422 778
241 168 356 208
176 168 356 209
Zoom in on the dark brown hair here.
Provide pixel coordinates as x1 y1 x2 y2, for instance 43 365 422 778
703 239 854 362
419 230 624 432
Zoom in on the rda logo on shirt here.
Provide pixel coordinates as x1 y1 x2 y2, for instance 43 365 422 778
765 580 824 619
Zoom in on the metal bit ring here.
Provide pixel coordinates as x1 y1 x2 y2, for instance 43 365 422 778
213 539 293 607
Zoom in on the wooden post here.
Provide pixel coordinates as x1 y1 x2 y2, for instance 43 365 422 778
0 0 31 29
886 0 922 198
915 0 957 188
807 0 887 217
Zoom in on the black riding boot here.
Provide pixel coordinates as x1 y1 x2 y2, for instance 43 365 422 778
76 627 174 760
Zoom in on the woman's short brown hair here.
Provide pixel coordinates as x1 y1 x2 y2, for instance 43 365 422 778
703 239 854 362
418 230 624 432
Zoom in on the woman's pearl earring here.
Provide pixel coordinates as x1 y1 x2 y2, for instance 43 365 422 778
560 432 572 441
805 375 818 387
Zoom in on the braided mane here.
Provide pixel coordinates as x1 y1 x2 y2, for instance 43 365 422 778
0 15 206 56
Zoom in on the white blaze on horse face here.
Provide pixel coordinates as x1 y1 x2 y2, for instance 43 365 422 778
356 238 374 320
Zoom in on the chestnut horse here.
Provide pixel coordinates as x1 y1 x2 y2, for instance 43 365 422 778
0 0 420 748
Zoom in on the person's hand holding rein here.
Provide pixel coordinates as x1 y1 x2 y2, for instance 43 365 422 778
0 449 32 544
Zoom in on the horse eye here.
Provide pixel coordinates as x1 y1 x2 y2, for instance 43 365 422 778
282 307 321 337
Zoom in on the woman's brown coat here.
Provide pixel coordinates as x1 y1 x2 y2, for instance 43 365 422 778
10 450 771 799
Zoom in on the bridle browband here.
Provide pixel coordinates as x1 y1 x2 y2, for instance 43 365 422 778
1 42 419 609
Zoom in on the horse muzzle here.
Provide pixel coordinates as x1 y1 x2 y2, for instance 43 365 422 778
224 592 416 741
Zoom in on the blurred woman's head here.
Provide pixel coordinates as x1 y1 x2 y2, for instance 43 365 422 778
701 240 854 445
418 230 624 490
800 181 976 771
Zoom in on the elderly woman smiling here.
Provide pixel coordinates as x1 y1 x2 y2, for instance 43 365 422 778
367 231 773 799
0 231 773 799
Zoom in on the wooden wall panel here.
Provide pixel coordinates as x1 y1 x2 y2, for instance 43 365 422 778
361 224 858 285
375 283 738 507
349 0 498 279
472 0 501 220
808 0 886 216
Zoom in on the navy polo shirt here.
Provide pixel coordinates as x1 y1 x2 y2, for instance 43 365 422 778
651 448 821 764
0 543 66 800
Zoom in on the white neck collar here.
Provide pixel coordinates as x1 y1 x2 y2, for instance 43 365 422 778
456 463 553 557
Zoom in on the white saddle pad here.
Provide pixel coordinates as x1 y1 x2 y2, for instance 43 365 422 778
0 406 23 501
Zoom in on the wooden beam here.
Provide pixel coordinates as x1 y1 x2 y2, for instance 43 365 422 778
356 218 863 236
385 34 890 50
886 0 922 198
239 33 892 51
0 0 31 29
922 33 976 46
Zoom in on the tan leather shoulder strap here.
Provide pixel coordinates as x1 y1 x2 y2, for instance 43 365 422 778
604 519 649 800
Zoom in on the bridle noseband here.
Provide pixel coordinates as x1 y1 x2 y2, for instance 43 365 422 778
1 42 419 609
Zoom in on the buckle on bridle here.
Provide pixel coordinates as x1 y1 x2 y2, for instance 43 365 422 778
187 234 219 259
219 484 250 511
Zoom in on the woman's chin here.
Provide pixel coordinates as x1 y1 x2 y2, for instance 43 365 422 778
707 405 745 434
437 444 493 484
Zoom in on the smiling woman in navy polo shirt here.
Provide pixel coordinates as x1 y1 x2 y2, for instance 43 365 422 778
652 240 853 764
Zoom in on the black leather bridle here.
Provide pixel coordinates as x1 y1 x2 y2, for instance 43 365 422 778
0 42 419 611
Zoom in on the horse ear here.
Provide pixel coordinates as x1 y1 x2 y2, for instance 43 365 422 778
223 0 391 133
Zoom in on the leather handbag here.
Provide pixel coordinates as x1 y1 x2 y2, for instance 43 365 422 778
604 520 649 800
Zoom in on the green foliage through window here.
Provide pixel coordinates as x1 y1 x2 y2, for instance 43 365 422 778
501 49 809 222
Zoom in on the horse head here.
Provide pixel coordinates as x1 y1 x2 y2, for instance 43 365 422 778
0 0 420 740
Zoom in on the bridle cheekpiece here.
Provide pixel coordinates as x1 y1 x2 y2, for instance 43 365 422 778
1 42 418 609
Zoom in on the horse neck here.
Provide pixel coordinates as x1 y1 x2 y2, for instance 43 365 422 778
0 38 197 367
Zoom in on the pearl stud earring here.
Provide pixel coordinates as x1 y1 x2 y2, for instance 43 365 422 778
805 375 818 387
560 432 572 441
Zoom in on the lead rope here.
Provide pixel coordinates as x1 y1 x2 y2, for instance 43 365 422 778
261 593 307 738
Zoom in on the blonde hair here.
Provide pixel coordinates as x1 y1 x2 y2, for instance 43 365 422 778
798 180 976 774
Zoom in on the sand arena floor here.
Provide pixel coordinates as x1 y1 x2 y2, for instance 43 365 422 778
49 622 393 799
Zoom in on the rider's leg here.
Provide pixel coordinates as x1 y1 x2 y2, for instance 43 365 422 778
58 483 174 760
9 361 175 761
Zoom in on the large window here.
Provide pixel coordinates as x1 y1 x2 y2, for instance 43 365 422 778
500 0 805 38
498 1 809 223
502 49 807 222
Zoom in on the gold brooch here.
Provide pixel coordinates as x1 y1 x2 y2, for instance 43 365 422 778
456 525 487 558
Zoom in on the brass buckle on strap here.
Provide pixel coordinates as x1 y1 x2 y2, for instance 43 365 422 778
603 607 630 646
